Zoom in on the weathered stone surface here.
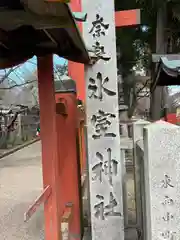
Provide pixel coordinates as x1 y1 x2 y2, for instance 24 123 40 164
132 120 150 231
81 0 124 239
143 121 180 240
133 119 150 143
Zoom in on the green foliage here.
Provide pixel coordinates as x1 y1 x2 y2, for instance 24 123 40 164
115 0 164 75
116 26 152 77
116 28 136 76
115 0 180 118
136 0 164 10
115 0 158 118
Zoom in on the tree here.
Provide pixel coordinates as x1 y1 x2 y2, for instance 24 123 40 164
136 0 180 120
0 61 68 106
120 73 150 118
0 61 68 148
115 0 154 119
115 0 180 119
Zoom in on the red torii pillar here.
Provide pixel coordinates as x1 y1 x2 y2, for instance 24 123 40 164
37 57 82 240
38 56 61 240
68 1 140 170
55 90 82 240
36 3 84 240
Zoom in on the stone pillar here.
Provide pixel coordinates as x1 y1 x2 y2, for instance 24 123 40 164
81 1 124 239
121 148 128 226
143 121 180 240
121 123 129 137
132 120 150 236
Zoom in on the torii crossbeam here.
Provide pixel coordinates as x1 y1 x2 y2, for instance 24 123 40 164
68 1 140 102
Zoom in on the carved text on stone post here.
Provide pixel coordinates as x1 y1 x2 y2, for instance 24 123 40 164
161 174 174 188
160 230 176 240
91 41 111 61
160 175 176 239
94 192 121 220
92 148 118 185
88 72 116 101
89 14 109 38
91 110 116 139
162 212 174 222
161 196 174 206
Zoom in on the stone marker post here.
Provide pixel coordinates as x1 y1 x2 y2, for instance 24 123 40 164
143 121 180 240
132 120 149 232
81 0 124 239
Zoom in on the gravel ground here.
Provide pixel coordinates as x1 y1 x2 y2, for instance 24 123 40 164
0 141 44 240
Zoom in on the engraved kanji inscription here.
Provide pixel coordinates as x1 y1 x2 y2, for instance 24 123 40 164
94 192 121 220
88 72 116 100
161 230 176 240
163 212 174 222
161 175 174 188
162 196 174 206
92 41 111 61
91 110 116 139
92 148 118 185
89 14 109 38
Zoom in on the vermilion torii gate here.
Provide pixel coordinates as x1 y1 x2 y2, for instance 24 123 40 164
0 1 140 240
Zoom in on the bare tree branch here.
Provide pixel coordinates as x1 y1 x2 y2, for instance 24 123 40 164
0 80 37 90
0 65 21 84
136 80 150 95
137 92 150 100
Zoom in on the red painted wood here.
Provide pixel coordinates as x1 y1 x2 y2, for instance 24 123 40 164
161 113 178 125
69 0 82 12
37 55 61 240
24 186 52 222
68 0 85 102
68 0 86 197
68 62 85 102
55 92 81 240
115 9 140 27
